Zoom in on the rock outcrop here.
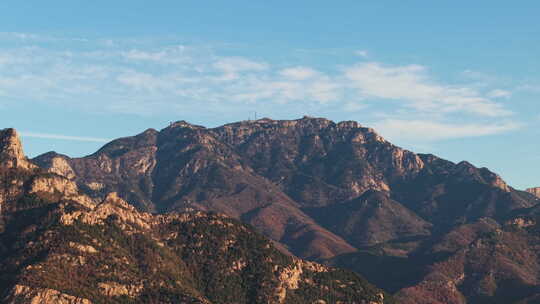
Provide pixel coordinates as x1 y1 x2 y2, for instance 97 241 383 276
526 187 540 198
32 151 76 179
5 285 92 304
0 128 35 171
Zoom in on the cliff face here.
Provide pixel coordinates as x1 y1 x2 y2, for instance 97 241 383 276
0 128 35 171
526 187 540 198
0 129 39 231
0 133 391 304
29 117 540 304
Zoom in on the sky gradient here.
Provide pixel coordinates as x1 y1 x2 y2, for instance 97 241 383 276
0 1 538 189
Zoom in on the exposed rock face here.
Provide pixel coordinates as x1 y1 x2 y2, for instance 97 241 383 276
33 152 76 179
29 174 78 196
0 128 35 170
0 129 39 230
98 281 143 298
69 241 98 254
5 285 92 304
275 259 337 303
60 192 153 230
526 187 540 198
27 174 96 209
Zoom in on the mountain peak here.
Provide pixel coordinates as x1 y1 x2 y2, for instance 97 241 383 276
166 120 205 130
32 151 75 179
298 115 327 121
295 115 333 125
337 120 362 129
0 128 23 158
0 128 34 170
141 128 158 134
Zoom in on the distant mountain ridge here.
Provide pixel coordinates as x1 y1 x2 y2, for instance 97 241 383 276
30 116 540 304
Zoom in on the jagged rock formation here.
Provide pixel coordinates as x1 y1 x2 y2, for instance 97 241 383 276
29 117 540 304
0 129 391 304
5 285 92 304
0 128 35 171
0 128 40 232
526 187 540 199
32 151 76 179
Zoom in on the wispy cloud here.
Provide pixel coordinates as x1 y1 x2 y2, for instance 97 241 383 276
20 132 110 143
373 119 521 142
344 62 511 117
355 50 369 58
488 89 511 99
121 46 190 64
279 67 319 80
0 32 524 142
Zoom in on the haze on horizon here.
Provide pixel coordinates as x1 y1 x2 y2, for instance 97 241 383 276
0 1 538 189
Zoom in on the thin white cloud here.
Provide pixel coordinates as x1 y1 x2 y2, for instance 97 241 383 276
214 57 269 72
20 132 110 143
355 50 369 57
343 101 368 112
373 119 521 142
116 71 174 91
279 67 319 80
227 73 342 105
213 57 268 80
488 89 511 98
0 32 91 44
121 46 189 64
344 62 511 117
0 32 48 42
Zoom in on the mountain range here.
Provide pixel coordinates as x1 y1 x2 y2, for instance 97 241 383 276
0 127 390 304
1 116 539 303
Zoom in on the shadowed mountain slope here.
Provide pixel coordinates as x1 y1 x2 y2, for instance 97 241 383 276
305 190 432 248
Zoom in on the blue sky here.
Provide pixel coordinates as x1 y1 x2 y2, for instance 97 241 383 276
0 1 538 189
